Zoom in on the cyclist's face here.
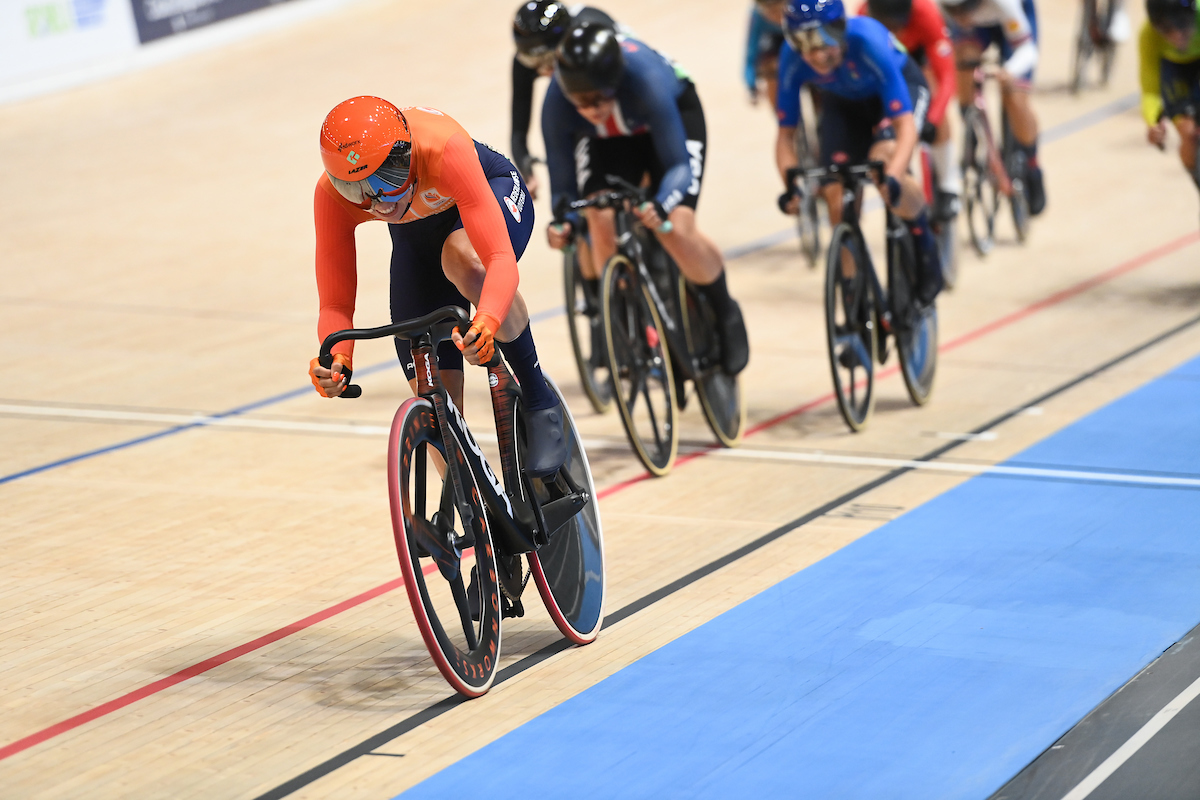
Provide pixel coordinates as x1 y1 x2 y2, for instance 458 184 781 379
1159 23 1195 50
802 43 843 74
568 91 616 124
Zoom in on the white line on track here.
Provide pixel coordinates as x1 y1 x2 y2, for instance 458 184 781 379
1059 673 1200 800
701 447 1200 489
5 403 1199 489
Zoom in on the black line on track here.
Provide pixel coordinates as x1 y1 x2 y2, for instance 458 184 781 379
253 311 1200 800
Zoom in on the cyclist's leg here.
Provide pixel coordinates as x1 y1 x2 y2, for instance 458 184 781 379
578 133 642 269
440 158 565 474
922 61 962 216
1000 0 1045 213
1161 60 1200 189
647 83 749 375
388 212 469 412
867 68 942 303
816 92 868 230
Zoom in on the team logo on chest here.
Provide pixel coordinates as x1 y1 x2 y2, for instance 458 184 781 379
421 188 454 211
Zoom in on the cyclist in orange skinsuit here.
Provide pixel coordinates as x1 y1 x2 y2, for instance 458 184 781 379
309 97 567 476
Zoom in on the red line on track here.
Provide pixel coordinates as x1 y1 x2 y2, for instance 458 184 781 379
2 230 1196 763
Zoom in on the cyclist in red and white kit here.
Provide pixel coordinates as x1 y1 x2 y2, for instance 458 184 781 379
860 0 961 220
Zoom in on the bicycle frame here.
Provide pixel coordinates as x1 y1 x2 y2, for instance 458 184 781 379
965 68 1016 198
319 309 587 561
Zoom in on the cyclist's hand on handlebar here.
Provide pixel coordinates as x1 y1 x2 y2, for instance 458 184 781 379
635 201 671 233
309 353 351 398
524 171 540 200
547 220 573 250
1148 120 1168 150
777 189 801 215
453 314 498 366
883 174 903 207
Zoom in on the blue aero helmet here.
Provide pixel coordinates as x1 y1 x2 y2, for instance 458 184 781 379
784 0 849 52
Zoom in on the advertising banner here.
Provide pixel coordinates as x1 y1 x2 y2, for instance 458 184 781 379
128 0 298 43
0 0 139 91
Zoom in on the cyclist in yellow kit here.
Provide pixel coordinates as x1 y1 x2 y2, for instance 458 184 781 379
1140 0 1200 194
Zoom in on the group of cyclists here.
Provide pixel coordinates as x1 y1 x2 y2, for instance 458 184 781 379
308 0 1200 475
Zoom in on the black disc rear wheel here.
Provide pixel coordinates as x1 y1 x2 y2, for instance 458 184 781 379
602 254 679 475
680 277 745 447
824 224 877 432
888 230 938 406
527 376 606 644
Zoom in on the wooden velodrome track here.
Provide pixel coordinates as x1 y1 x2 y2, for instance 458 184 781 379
2 0 1199 796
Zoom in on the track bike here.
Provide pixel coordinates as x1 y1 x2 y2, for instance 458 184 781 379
961 64 1031 256
789 162 939 431
572 177 746 475
318 306 605 697
1071 0 1120 94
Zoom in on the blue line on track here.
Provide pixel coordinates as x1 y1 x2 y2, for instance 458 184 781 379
0 93 1142 489
399 355 1200 800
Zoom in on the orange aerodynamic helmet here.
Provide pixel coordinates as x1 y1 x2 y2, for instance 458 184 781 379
320 96 413 206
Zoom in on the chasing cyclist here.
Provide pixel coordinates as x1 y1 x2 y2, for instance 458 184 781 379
938 0 1046 215
309 97 568 476
1139 0 1200 193
746 0 789 111
859 0 961 221
542 22 751 376
511 1 619 199
775 0 944 305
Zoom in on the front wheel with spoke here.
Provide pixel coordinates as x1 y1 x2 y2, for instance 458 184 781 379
824 223 877 432
602 254 679 475
888 230 938 406
527 376 606 644
564 246 612 414
962 115 998 257
388 398 500 697
680 277 744 446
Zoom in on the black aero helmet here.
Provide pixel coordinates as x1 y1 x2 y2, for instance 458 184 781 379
556 22 625 95
867 0 914 25
1147 0 1196 29
938 0 986 16
513 1 571 56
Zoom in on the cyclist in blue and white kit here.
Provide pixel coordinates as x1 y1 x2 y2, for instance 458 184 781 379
775 0 943 304
542 22 750 375
939 0 1046 214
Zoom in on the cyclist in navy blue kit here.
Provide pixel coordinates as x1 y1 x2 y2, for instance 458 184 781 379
542 22 750 375
775 0 943 304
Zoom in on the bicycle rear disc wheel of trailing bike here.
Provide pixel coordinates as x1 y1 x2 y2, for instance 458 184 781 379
1005 132 1031 243
1070 0 1094 94
824 223 878 432
602 254 679 475
963 115 998 256
388 397 500 697
680 276 745 447
564 245 613 414
888 228 938 406
524 376 606 645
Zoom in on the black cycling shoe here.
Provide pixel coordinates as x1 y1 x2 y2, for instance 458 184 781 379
718 301 750 375
1026 166 1046 216
934 190 960 222
523 399 568 478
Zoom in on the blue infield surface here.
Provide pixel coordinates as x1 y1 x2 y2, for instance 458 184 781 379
400 355 1200 799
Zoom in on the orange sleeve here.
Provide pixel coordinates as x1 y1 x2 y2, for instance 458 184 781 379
314 177 363 359
439 133 519 333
